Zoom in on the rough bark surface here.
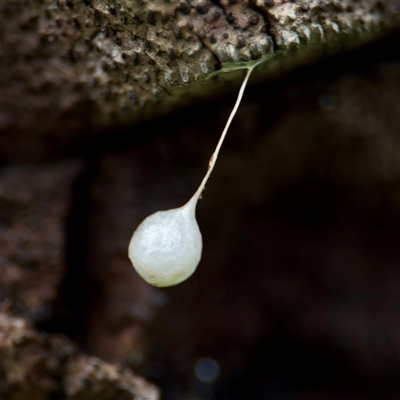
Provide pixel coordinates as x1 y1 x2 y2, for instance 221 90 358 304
0 309 160 400
1 0 399 161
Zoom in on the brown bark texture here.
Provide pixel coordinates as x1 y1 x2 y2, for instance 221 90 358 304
0 0 399 161
0 308 160 400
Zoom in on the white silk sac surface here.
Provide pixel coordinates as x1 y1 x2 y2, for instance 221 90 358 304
128 205 203 287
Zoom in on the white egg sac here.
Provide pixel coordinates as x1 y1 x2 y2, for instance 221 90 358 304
128 66 256 287
128 204 203 287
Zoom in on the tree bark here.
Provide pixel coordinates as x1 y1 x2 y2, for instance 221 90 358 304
0 309 160 399
1 0 399 161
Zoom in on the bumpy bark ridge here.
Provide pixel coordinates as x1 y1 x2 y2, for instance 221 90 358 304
1 0 399 148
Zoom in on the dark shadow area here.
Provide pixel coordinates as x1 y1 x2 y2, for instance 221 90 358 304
39 161 95 346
